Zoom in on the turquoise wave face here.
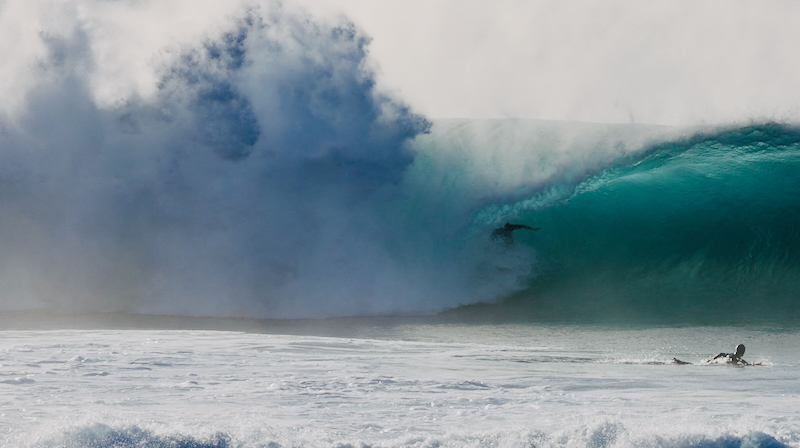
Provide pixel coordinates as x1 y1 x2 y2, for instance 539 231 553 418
489 124 800 323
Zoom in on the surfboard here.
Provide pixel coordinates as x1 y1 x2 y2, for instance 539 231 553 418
672 358 762 366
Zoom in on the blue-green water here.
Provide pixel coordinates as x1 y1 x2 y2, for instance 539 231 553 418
406 122 800 324
481 125 800 323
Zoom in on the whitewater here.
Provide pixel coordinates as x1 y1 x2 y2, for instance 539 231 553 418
2 0 800 447
1 321 798 448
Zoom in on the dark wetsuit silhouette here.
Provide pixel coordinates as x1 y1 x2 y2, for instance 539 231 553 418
712 343 749 365
712 352 749 365
491 223 540 246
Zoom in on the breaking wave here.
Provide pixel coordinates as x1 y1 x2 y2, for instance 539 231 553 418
479 123 800 323
1 0 799 323
0 1 435 318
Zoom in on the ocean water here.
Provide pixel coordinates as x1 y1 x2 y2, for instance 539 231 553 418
2 0 800 322
2 1 800 447
1 321 798 448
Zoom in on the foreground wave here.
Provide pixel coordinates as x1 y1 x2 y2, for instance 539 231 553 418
39 423 794 448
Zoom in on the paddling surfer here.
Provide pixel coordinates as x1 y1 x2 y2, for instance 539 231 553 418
673 344 755 366
710 344 750 365
491 223 540 246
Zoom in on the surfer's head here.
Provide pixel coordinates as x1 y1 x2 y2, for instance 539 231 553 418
735 344 745 357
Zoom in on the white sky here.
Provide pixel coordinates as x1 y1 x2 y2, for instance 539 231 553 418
2 0 799 126
298 0 800 125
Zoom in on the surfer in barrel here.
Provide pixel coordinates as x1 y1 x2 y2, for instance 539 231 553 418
491 222 540 246
673 343 756 366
